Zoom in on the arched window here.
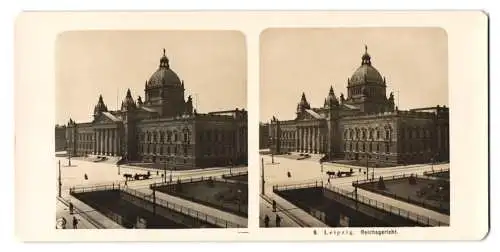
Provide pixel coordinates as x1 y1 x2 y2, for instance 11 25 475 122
386 130 390 140
344 130 348 139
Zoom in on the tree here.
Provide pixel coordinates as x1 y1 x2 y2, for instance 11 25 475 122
377 176 386 190
176 178 183 192
409 174 417 185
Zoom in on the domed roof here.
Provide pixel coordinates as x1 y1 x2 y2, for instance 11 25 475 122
348 45 385 87
146 49 182 88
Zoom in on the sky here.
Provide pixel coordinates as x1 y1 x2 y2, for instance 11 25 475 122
259 28 448 122
56 30 247 125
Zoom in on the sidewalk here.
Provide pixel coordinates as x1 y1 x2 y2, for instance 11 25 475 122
136 187 248 227
259 194 301 228
58 195 124 229
56 199 96 229
265 191 329 228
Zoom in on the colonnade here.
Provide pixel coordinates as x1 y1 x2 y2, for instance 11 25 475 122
296 125 323 154
93 128 120 156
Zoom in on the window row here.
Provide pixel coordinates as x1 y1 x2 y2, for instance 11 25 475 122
139 145 190 157
139 130 191 144
344 127 392 141
344 141 390 153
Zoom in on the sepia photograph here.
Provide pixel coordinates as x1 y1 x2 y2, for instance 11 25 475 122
259 28 450 228
15 11 488 241
55 30 248 229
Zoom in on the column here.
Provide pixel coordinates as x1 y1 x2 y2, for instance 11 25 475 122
309 127 312 153
102 129 105 155
107 129 110 155
93 131 96 154
311 126 316 153
300 127 304 152
113 129 117 156
97 129 101 155
304 126 311 153
297 127 303 152
303 127 306 152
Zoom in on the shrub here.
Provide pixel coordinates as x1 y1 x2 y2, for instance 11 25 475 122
377 176 386 190
409 174 417 185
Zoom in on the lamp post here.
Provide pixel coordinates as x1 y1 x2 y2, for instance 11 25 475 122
58 160 62 197
68 151 72 167
431 157 434 172
366 155 370 180
117 164 120 175
261 157 265 195
230 160 233 175
237 189 242 213
164 162 168 183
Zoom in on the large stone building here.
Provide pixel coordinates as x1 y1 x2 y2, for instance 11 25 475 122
65 49 247 170
55 125 67 151
259 123 270 149
268 46 449 166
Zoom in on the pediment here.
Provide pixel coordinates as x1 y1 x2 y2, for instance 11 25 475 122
92 113 116 124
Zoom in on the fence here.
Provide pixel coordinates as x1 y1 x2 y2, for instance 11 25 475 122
272 181 446 227
70 183 242 228
352 173 450 215
153 174 247 187
221 171 248 179
423 168 450 177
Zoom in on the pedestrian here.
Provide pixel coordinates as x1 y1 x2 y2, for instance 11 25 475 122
60 217 67 229
72 216 79 229
69 202 74 215
287 171 291 178
327 177 330 184
275 214 281 227
156 170 159 176
84 173 88 180
272 200 277 212
264 215 270 228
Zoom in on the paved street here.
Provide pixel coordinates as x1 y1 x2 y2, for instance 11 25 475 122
56 156 248 228
259 154 450 226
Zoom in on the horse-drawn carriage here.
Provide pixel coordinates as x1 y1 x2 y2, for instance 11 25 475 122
326 170 354 178
123 172 152 181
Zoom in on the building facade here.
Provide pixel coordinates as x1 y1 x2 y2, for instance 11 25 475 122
65 49 247 170
55 125 67 151
268 47 449 166
259 123 270 149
